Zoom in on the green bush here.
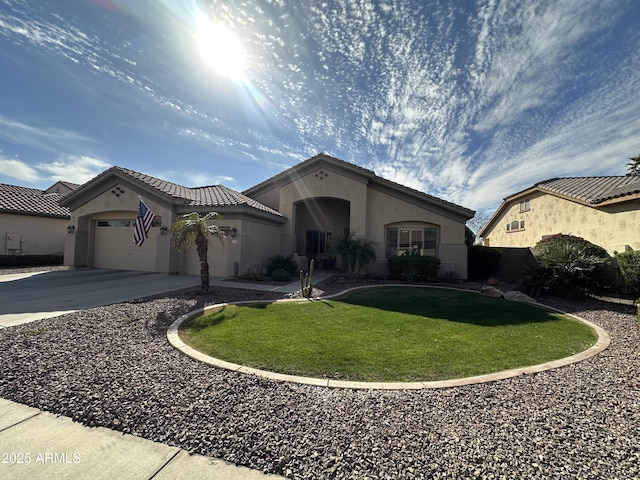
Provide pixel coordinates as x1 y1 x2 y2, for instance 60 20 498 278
271 268 292 282
467 246 502 280
240 271 264 282
265 254 298 276
615 251 640 298
387 255 440 282
535 233 608 258
0 255 63 268
520 234 610 298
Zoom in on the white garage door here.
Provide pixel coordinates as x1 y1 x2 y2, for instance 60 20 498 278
183 239 228 277
93 219 158 272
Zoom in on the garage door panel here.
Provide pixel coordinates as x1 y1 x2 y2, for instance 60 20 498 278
93 220 158 272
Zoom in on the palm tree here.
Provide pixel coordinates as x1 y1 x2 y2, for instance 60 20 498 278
627 154 640 176
171 212 224 293
331 232 376 277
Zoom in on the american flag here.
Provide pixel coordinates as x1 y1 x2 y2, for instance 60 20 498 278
134 199 156 246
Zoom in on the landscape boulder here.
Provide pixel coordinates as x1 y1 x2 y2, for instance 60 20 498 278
480 286 503 298
503 290 536 304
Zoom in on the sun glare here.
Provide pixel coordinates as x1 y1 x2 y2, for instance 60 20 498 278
196 15 246 79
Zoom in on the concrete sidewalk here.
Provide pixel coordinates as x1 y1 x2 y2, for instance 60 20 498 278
0 398 283 480
211 271 334 294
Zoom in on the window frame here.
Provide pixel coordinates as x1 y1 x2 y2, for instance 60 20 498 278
385 225 438 258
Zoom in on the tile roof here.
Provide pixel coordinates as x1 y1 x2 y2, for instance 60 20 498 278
188 185 283 216
532 176 640 204
69 166 283 217
112 167 195 199
0 184 70 218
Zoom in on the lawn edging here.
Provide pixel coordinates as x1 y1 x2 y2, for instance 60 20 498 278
166 285 611 390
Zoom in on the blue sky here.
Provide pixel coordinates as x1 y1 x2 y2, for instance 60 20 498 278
0 0 639 219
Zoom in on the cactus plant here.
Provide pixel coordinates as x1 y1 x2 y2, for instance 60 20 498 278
299 259 315 298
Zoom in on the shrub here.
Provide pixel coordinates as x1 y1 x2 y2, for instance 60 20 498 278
331 232 376 277
520 234 610 298
265 254 298 276
615 251 640 298
387 255 440 282
240 271 264 282
534 233 608 259
271 268 292 282
467 246 502 281
0 255 63 268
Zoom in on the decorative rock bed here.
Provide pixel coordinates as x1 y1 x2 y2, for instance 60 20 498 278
0 274 638 479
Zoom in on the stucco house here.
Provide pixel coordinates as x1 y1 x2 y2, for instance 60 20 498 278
1 181 78 256
479 176 640 254
60 153 475 278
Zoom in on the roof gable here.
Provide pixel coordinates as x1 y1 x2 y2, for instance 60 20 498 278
243 153 376 195
244 153 474 220
60 166 283 218
479 175 640 237
0 183 70 218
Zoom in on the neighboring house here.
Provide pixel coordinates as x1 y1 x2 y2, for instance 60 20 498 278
479 176 640 254
60 153 475 278
0 181 79 256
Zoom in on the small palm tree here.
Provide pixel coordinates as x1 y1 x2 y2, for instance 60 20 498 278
627 154 640 176
171 212 224 293
332 232 376 277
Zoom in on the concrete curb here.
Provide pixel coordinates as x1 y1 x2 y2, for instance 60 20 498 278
167 285 611 390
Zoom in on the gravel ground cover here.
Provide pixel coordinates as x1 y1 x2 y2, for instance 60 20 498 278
1 271 638 479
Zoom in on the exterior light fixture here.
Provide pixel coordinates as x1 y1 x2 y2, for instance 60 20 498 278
160 225 169 235
67 225 75 234
230 227 237 237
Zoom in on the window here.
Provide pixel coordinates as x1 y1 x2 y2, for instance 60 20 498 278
519 199 530 212
507 220 525 232
385 227 437 257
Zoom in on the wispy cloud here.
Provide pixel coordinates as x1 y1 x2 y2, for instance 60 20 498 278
0 115 96 153
1 0 638 213
0 155 109 185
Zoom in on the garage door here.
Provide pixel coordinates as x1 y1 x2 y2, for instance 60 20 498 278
93 219 158 271
183 239 228 276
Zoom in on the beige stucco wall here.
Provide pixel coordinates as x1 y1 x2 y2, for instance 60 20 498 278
1 213 68 255
483 193 640 253
365 187 468 278
236 219 282 275
250 165 470 278
260 168 369 255
63 183 179 273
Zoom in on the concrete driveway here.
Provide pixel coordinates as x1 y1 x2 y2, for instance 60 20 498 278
0 269 200 328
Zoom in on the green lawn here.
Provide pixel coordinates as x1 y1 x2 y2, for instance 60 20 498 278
179 287 598 382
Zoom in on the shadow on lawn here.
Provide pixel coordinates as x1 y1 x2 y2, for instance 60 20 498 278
331 285 564 327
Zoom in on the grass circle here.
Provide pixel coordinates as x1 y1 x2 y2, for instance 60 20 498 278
178 287 598 382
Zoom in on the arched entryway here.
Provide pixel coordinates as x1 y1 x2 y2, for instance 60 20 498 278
294 198 350 268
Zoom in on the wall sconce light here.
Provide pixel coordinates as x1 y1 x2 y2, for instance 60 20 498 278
67 225 75 234
230 227 237 237
160 225 168 235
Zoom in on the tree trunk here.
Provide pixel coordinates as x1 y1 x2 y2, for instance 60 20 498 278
196 232 209 293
